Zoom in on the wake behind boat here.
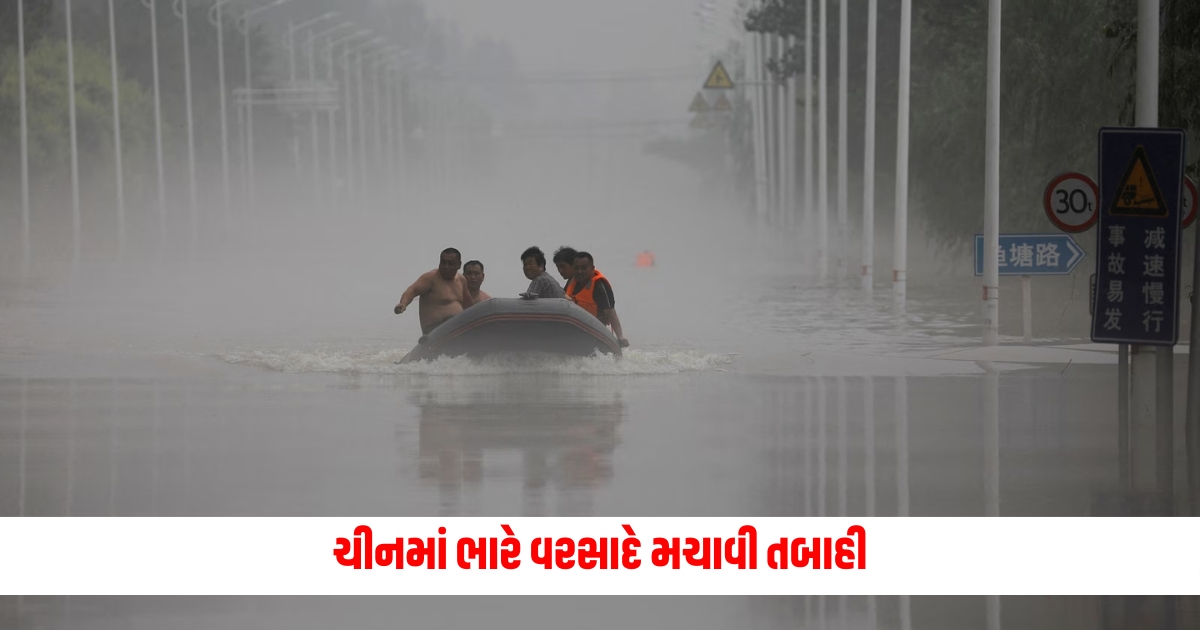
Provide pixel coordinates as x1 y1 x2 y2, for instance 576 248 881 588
397 296 623 364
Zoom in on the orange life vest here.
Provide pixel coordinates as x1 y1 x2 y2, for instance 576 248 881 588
567 269 607 319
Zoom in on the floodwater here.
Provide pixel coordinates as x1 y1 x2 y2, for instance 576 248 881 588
2 230 1195 629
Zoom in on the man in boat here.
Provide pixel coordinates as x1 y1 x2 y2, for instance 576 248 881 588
552 246 578 289
463 260 491 302
566 251 629 348
393 248 475 335
521 246 566 299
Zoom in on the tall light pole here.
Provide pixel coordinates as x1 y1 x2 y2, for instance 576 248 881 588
340 37 386 206
107 0 127 260
300 21 357 199
894 0 912 314
804 0 814 244
172 0 199 257
818 0 829 282
837 0 848 281
139 0 168 257
66 0 82 268
209 0 236 228
982 0 1002 346
862 0 877 298
322 29 373 204
17 0 31 274
286 14 343 205
283 11 338 195
239 0 297 213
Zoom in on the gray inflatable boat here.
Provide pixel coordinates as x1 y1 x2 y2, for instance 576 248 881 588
397 297 622 364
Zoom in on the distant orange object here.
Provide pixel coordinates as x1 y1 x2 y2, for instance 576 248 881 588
635 251 656 268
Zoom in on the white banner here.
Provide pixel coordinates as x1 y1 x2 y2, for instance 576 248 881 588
1 517 1197 596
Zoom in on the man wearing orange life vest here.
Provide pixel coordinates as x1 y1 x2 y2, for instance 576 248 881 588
565 251 628 348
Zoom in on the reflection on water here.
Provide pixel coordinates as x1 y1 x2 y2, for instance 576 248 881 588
0 366 1197 628
406 375 624 517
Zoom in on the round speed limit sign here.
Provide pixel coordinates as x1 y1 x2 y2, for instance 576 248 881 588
1183 176 1197 229
1044 172 1099 233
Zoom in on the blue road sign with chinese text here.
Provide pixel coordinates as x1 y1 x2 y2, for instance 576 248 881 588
1091 128 1186 346
973 233 1086 276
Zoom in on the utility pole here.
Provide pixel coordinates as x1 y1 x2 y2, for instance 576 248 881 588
108 0 127 260
862 0 877 298
804 0 814 246
982 0 1002 346
173 0 199 257
818 0 829 282
139 0 168 257
17 0 31 275
66 0 82 268
209 1 233 229
894 0 912 313
837 0 848 281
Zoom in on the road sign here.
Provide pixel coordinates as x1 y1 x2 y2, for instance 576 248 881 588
703 61 734 89
1091 127 1187 346
974 233 1086 276
1044 172 1099 232
688 92 710 113
713 93 733 112
1183 176 1197 229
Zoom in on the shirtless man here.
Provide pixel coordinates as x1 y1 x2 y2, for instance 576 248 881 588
463 260 491 302
393 248 474 335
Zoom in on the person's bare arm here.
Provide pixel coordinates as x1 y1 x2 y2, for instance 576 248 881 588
602 308 628 347
394 272 433 314
460 276 475 309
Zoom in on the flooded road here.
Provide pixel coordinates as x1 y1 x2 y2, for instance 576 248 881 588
1 247 1193 629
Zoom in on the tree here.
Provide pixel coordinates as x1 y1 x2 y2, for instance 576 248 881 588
1104 0 1200 177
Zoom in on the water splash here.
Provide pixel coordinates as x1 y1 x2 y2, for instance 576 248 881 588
217 347 735 375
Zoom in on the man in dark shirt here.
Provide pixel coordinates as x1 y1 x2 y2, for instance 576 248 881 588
552 246 578 289
567 251 628 347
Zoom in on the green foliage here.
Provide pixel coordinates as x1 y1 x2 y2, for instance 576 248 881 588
0 39 154 178
1104 0 1200 177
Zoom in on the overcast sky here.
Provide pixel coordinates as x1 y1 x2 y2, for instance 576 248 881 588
423 0 742 123
426 0 708 74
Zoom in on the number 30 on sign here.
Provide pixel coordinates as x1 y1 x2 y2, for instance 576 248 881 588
1044 172 1099 233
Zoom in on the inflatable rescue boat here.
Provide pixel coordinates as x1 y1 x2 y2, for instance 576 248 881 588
397 296 622 364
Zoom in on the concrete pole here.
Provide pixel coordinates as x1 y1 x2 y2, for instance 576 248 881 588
107 0 127 260
208 4 231 230
804 0 814 241
818 0 829 281
343 50 354 205
243 18 256 212
763 36 777 225
66 0 82 268
327 44 338 204
893 0 912 313
837 0 848 281
141 0 167 257
776 37 788 229
356 51 367 200
173 0 198 256
395 69 408 193
372 61 383 195
862 0 877 298
982 0 1002 345
287 21 302 189
785 38 797 231
750 31 768 223
382 64 395 201
309 31 321 203
17 0 31 274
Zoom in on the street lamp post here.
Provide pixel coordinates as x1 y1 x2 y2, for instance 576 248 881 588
107 0 126 260
285 15 343 205
209 0 236 228
301 22 357 201
17 0 31 273
138 0 168 257
320 29 372 203
283 12 338 195
238 0 297 213
172 0 199 257
339 37 386 206
66 0 82 268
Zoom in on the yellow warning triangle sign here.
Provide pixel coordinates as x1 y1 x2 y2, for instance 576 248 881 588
703 61 734 89
688 92 710 113
1110 145 1168 217
713 93 733 111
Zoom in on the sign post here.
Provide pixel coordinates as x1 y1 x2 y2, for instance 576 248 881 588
1091 128 1186 346
975 233 1086 342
